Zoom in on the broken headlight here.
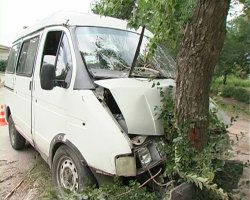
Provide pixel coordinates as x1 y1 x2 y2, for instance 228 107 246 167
137 146 152 167
134 140 164 173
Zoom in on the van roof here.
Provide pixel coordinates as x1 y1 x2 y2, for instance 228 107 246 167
14 11 153 43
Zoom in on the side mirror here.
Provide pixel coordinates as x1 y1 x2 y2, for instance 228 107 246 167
40 63 55 90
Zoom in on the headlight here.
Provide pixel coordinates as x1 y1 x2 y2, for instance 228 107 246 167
137 146 152 167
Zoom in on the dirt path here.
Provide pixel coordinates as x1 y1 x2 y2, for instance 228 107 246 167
229 118 250 162
0 127 37 200
228 115 250 199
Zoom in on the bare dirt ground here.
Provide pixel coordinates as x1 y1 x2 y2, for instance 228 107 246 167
0 74 249 199
0 126 37 200
228 114 250 199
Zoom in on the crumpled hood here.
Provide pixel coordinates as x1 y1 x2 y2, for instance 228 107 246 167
95 78 175 135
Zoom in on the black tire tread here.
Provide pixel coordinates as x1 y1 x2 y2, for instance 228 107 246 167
8 115 26 150
51 145 96 193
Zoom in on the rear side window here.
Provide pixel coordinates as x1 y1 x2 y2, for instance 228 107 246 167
16 36 39 76
6 44 20 73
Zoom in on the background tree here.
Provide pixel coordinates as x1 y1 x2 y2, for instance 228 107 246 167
215 6 250 84
92 0 230 150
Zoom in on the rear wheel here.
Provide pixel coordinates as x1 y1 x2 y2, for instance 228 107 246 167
52 145 96 194
8 115 26 150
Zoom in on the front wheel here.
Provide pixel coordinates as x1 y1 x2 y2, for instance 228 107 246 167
8 115 26 150
52 145 96 194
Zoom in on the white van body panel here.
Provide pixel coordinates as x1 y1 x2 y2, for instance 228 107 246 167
32 26 73 155
29 26 132 175
9 33 42 145
4 73 16 123
63 90 132 174
95 78 175 135
4 73 15 90
13 75 34 144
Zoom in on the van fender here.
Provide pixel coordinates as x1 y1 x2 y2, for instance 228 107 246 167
48 133 87 168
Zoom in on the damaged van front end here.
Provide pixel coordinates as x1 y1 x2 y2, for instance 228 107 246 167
94 78 175 177
73 25 176 182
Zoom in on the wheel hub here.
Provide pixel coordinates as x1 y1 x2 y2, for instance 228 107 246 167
59 158 79 191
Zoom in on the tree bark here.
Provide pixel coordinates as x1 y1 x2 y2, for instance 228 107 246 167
175 0 230 150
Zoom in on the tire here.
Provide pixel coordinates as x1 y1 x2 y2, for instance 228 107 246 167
52 145 96 194
8 115 26 150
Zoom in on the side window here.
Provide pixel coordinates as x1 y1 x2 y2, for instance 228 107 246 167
42 31 62 66
16 36 39 76
55 35 72 88
41 31 72 88
6 44 20 73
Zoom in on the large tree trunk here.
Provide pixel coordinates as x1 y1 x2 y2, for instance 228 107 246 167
175 0 230 150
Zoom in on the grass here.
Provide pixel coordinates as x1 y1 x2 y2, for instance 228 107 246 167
26 159 157 200
211 76 250 104
213 76 250 88
24 155 58 199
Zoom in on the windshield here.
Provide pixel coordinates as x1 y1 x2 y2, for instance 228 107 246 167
75 27 176 79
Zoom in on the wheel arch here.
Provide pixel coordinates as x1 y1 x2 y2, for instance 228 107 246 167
49 133 88 168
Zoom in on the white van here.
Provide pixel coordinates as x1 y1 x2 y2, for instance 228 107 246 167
4 11 176 192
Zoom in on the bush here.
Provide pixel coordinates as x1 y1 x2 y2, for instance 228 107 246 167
213 76 250 88
212 85 250 104
221 86 250 104
63 180 157 200
211 76 250 104
0 60 7 72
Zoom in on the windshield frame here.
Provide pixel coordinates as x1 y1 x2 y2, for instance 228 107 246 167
74 26 176 81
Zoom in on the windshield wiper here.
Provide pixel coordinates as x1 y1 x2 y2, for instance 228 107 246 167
128 26 145 77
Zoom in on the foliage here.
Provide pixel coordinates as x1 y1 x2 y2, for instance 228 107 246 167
211 76 250 104
154 87 233 199
215 11 250 82
92 0 135 20
221 86 250 104
212 76 250 88
92 0 197 55
214 160 244 192
0 60 7 72
239 0 250 19
26 159 152 200
22 156 56 200
62 179 157 200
